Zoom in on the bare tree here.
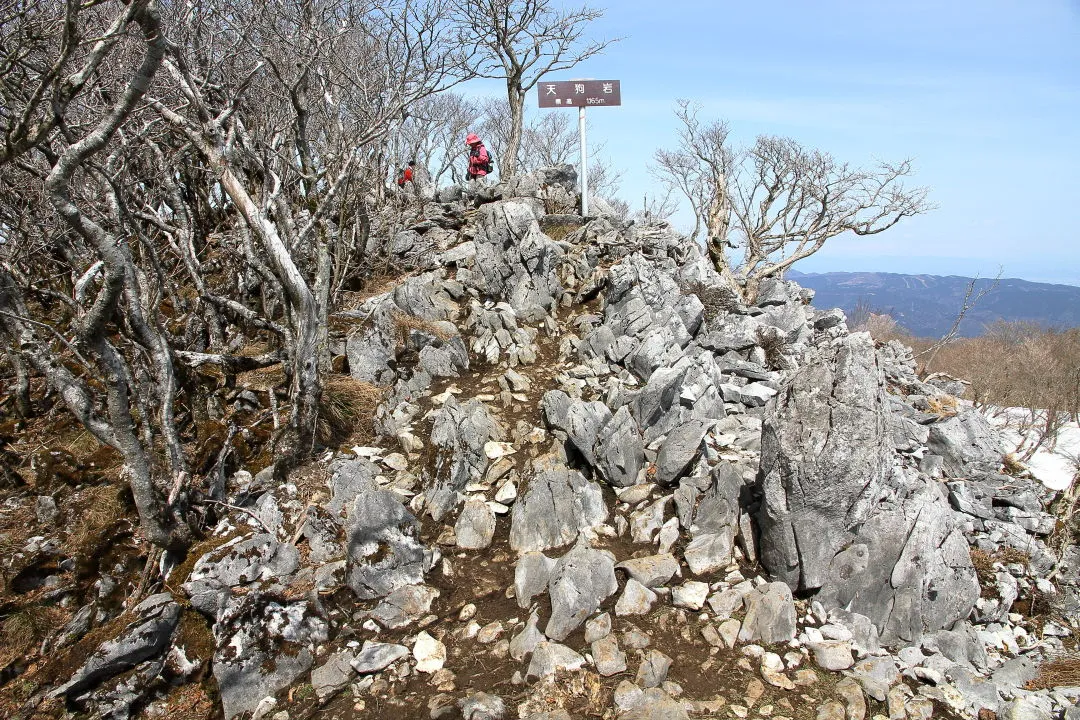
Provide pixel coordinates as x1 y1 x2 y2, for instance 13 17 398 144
0 0 474 554
451 0 615 178
653 101 933 301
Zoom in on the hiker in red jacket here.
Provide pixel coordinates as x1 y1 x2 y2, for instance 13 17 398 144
465 133 492 182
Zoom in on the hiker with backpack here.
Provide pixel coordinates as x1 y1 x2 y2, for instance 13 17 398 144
465 133 492 184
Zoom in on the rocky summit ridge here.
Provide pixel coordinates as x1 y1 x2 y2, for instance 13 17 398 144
46 167 1080 720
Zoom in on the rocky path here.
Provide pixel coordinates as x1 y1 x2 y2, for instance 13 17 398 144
12 168 1079 720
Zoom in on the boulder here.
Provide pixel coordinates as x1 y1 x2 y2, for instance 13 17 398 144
545 544 618 641
344 478 433 600
510 458 607 553
53 594 180 699
757 333 892 593
738 582 797 645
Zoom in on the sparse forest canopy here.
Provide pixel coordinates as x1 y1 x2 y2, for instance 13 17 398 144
653 101 933 302
450 0 616 178
0 0 475 552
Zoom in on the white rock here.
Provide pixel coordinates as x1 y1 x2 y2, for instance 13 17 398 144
412 632 446 673
484 441 516 459
671 581 710 610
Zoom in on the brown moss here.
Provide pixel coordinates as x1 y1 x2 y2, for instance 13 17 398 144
165 530 241 595
1027 653 1080 689
173 609 216 664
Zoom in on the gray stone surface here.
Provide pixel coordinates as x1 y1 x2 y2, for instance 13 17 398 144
53 593 180 699
654 420 712 484
426 397 502 521
212 599 327 719
635 649 672 689
814 473 980 646
311 650 356 699
592 634 628 676
510 458 607 553
344 477 433 600
756 333 891 593
350 641 410 674
616 554 680 588
459 691 507 720
526 642 585 680
738 582 797 645
927 409 1006 477
183 535 299 619
545 544 618 641
514 551 556 608
595 406 645 487
456 498 497 549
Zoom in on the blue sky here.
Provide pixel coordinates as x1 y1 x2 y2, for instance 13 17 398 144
465 0 1080 285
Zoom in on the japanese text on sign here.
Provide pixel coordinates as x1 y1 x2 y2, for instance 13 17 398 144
538 80 621 108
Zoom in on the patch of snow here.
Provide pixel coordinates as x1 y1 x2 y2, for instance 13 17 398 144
982 406 1079 491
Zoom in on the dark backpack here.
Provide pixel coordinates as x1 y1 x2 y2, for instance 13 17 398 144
474 146 493 174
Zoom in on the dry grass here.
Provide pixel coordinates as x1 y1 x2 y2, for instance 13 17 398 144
391 311 455 349
542 222 579 243
681 281 742 322
0 604 66 668
318 375 383 446
1027 653 1080 689
237 364 285 391
755 326 788 370
65 483 127 557
340 272 410 310
1001 453 1026 477
925 394 959 417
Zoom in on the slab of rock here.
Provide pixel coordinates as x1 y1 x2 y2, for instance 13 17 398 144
427 397 503 520
808 640 854 671
635 650 673 689
739 582 797 645
53 593 180 699
757 333 979 646
592 635 628 676
510 458 607 553
615 578 658 617
814 473 980 646
368 584 440 629
344 479 433 600
311 650 356 699
526 642 585 680
545 544 618 641
756 333 890 593
459 691 507 720
684 532 733 576
655 419 712 484
213 599 327 719
671 581 710 610
617 554 680 588
456 499 497 549
351 641 410 674
509 611 545 661
183 535 299 618
595 406 645 487
413 631 446 673
927 409 1005 478
514 551 556 609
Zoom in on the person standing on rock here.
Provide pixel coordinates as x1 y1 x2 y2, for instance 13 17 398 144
465 133 492 186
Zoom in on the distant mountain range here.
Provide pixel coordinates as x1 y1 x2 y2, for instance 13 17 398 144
788 270 1080 338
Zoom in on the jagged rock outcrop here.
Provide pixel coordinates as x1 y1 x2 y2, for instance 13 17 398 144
757 332 980 644
756 332 891 592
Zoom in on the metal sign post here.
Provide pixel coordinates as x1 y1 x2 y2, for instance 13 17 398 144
537 80 621 217
579 105 588 217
